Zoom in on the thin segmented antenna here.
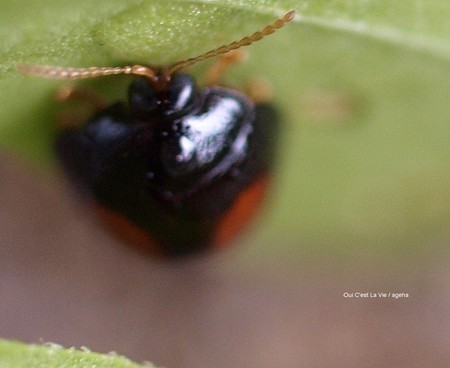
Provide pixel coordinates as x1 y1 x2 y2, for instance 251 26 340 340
166 10 295 75
17 10 295 81
17 64 157 81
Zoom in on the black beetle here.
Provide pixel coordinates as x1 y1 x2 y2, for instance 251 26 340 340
18 10 295 258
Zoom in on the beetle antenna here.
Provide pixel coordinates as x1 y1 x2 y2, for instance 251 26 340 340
166 10 295 75
17 64 158 81
17 10 295 81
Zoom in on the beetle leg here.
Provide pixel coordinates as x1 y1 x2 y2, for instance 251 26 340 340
54 84 107 111
205 49 247 86
54 85 108 128
205 50 273 103
243 78 273 104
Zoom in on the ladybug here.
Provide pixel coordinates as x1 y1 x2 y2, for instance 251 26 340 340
18 11 295 258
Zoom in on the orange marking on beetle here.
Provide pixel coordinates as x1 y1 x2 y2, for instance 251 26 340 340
214 175 270 246
93 205 163 257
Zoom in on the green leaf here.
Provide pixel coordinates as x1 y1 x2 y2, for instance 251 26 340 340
0 340 150 368
0 0 449 253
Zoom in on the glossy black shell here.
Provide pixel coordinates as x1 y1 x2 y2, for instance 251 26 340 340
56 73 278 257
